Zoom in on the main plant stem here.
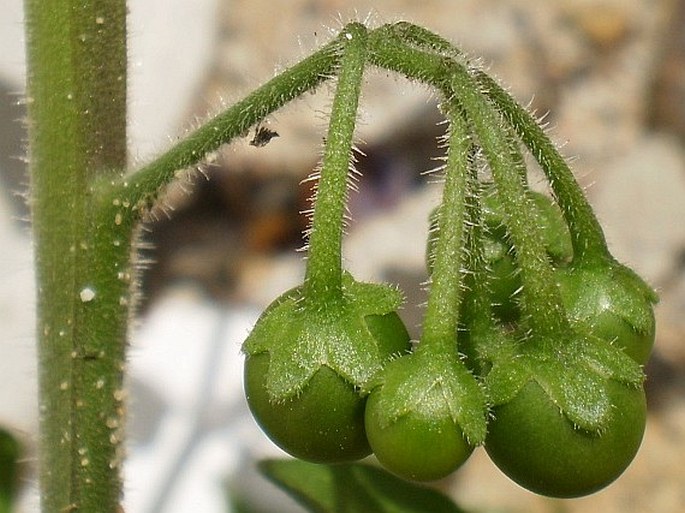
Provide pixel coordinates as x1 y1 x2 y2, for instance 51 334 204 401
25 1 129 511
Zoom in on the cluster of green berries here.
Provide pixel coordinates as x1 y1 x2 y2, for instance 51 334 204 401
240 22 658 499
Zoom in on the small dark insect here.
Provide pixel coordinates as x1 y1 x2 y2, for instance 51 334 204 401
250 125 280 147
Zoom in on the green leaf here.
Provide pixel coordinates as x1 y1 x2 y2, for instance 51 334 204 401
226 491 273 513
0 428 20 513
259 459 468 513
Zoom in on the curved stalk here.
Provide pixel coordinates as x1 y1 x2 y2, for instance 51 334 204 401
380 21 610 266
369 30 572 340
367 28 453 96
98 32 345 224
474 71 610 266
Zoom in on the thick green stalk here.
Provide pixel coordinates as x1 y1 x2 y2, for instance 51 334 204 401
24 1 128 512
419 110 470 354
303 23 368 304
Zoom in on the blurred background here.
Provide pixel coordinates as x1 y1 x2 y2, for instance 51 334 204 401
1 0 684 512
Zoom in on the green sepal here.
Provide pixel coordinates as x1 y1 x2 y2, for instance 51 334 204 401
482 353 532 406
568 330 645 385
369 350 488 445
485 331 644 432
242 274 405 401
340 272 405 316
557 261 658 337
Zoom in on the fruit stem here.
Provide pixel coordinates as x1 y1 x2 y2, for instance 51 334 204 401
450 70 571 340
419 107 470 355
475 71 611 267
380 21 612 268
102 32 344 218
303 23 368 305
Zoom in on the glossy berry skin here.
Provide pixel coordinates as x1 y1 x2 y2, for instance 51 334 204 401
364 352 486 482
485 379 646 498
245 353 371 462
556 264 657 365
365 387 474 481
244 310 410 463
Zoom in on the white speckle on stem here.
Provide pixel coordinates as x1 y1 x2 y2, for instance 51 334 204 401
80 287 96 302
96 378 105 389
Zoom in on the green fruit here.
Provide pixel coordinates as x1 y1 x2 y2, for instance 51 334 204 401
364 352 486 482
244 308 411 463
556 263 657 365
245 353 371 462
485 379 646 498
481 236 521 323
365 385 474 481
478 187 572 323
